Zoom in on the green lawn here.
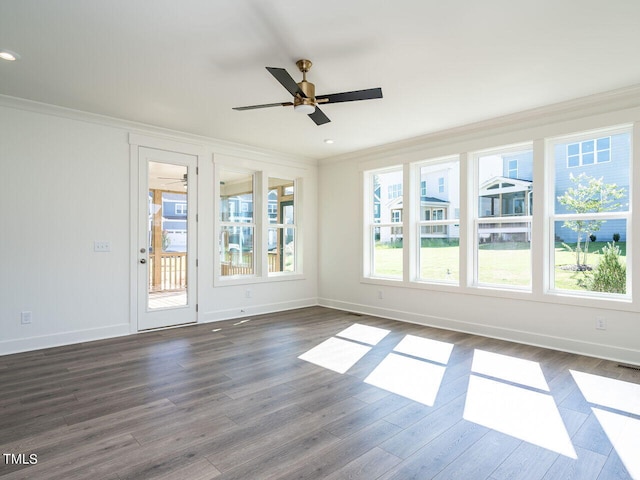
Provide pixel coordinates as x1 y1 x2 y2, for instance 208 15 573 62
373 241 627 291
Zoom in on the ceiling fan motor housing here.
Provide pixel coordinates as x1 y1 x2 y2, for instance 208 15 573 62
295 59 316 108
295 80 315 107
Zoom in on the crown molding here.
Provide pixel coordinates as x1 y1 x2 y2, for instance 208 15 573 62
320 83 640 165
0 94 317 168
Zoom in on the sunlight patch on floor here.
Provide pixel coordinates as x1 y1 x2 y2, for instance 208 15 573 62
570 370 640 415
364 353 447 406
572 370 640 478
335 323 390 345
392 334 454 364
592 408 640 479
298 337 371 374
472 349 549 391
464 375 577 458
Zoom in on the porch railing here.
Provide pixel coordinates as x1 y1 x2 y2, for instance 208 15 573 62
149 252 187 291
220 252 280 276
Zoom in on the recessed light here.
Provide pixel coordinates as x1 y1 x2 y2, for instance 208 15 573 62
0 50 20 61
324 139 334 144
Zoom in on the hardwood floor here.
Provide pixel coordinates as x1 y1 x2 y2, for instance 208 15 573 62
1 306 639 479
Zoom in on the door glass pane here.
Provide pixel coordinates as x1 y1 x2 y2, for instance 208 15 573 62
148 161 188 309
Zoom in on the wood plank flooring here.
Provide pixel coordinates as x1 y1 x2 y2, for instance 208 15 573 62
1 306 639 479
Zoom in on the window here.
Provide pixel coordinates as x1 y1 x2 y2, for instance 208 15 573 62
567 136 611 167
217 171 301 280
475 146 533 289
268 177 296 274
219 170 254 277
362 125 632 306
366 168 403 279
550 127 630 296
388 183 402 200
175 203 187 215
417 158 460 283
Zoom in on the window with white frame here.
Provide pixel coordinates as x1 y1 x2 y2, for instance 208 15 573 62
219 169 255 277
550 126 630 296
474 145 533 289
366 168 403 279
416 158 460 284
268 177 296 274
175 203 187 215
566 136 612 168
388 183 402 200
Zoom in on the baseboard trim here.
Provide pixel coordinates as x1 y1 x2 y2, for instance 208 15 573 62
0 324 131 356
318 298 640 367
199 297 319 323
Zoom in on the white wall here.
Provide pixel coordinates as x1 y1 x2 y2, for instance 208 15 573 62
0 98 318 355
0 104 132 353
318 87 640 366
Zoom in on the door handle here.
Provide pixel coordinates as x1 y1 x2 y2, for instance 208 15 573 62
140 258 146 264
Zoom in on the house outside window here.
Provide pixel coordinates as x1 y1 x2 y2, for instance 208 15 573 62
417 158 460 284
474 145 533 289
268 177 297 274
366 168 403 279
219 170 255 277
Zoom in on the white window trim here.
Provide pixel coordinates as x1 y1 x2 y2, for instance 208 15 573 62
361 126 636 311
548 126 632 298
214 166 305 286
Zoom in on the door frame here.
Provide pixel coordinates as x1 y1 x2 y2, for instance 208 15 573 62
129 134 204 333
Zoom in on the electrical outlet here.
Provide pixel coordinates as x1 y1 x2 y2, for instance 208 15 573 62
595 316 607 330
21 311 32 325
377 290 383 299
245 289 252 298
94 241 111 252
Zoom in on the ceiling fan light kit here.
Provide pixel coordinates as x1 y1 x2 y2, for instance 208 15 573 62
294 103 315 114
233 59 383 125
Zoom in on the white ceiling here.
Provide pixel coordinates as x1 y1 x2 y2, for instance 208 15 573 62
1 0 640 161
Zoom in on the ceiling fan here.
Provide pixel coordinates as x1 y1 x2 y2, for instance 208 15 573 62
158 173 188 189
232 59 383 125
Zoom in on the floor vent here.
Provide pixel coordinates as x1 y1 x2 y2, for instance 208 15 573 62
618 363 640 371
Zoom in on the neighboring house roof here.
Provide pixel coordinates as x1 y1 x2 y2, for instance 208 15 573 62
480 176 532 196
385 196 404 209
421 196 449 205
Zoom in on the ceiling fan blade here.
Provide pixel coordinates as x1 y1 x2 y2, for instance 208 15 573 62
266 67 306 97
233 101 293 111
308 107 330 126
318 87 383 104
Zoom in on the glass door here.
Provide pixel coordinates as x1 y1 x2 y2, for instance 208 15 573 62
137 147 197 330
